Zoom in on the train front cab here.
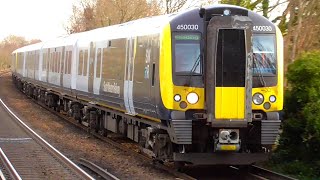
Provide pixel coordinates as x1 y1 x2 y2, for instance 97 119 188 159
165 7 283 165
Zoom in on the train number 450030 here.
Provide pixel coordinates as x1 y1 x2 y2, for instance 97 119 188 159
176 24 199 30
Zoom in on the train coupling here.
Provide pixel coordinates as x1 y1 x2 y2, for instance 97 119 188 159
215 129 240 152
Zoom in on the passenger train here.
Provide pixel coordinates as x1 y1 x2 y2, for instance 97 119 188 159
11 4 283 166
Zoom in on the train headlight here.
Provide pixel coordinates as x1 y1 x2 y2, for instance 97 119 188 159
187 92 199 104
223 9 231 16
174 94 181 102
253 93 264 105
269 95 276 103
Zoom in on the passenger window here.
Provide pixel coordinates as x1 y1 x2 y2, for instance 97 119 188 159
102 48 108 78
83 50 88 76
64 51 68 74
79 50 83 75
104 39 124 80
96 48 102 78
60 52 64 74
56 52 58 73
50 53 53 72
68 51 72 74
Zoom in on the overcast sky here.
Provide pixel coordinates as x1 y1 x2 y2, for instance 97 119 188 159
0 0 285 42
0 0 77 41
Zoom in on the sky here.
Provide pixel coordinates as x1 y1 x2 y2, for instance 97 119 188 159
0 0 285 42
0 0 78 41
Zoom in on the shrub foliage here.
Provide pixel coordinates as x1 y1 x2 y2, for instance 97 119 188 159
273 51 320 177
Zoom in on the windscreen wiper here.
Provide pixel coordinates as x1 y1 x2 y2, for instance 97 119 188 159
186 54 201 86
253 56 266 87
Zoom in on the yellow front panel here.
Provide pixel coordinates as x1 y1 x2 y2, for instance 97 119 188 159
215 87 245 119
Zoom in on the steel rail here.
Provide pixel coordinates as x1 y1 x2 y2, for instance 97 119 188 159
0 169 6 180
24 90 196 180
0 99 94 180
79 158 120 180
248 165 297 180
0 148 21 180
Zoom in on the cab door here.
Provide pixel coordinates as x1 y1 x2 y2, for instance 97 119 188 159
124 38 136 115
206 16 253 125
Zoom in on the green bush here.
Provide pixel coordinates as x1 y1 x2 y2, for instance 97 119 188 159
273 51 320 178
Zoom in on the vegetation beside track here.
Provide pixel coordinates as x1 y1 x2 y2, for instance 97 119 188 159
269 51 320 179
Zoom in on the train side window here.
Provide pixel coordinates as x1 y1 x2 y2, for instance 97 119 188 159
105 39 124 80
54 52 58 72
152 63 155 86
135 36 147 82
68 51 72 74
64 51 68 74
50 53 53 72
57 52 60 73
60 51 64 74
42 53 46 71
79 50 83 75
83 50 88 76
55 52 58 73
56 52 59 73
53 52 55 72
96 48 102 78
47 53 50 72
102 48 108 79
51 52 54 72
36 53 38 70
48 53 50 72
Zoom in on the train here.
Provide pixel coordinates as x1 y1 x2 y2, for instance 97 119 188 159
11 4 283 166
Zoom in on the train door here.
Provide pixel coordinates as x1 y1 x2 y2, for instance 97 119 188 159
205 16 253 125
124 37 136 115
93 44 103 95
88 42 96 93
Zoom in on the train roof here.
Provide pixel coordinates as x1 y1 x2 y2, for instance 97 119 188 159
12 4 276 54
13 42 44 53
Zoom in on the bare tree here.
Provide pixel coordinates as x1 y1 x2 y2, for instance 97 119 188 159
65 0 161 34
65 0 96 34
279 0 320 68
0 35 40 69
161 0 188 14
219 0 287 18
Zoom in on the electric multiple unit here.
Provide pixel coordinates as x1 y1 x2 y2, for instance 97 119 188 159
11 4 283 165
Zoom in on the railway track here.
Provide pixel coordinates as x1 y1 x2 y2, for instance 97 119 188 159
23 86 196 180
247 165 297 180
79 158 120 180
27 94 298 180
0 99 94 180
0 147 20 180
4 69 294 180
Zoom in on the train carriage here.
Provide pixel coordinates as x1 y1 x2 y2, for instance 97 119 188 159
12 4 283 166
